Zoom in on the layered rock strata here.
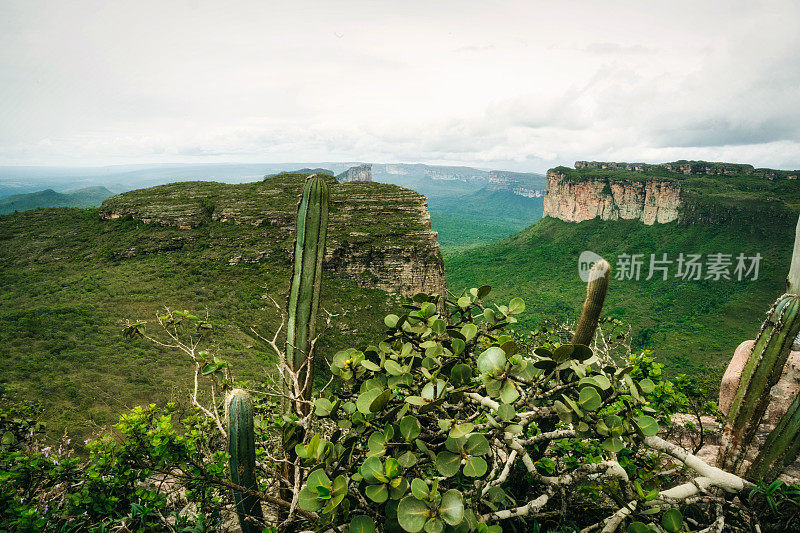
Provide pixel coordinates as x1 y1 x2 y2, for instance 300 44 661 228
99 174 445 299
543 169 681 225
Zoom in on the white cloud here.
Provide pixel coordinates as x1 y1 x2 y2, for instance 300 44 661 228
0 0 799 172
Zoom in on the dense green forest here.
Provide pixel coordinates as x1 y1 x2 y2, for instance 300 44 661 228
444 216 792 388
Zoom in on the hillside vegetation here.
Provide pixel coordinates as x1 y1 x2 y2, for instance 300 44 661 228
0 174 436 441
429 189 544 252
444 216 792 389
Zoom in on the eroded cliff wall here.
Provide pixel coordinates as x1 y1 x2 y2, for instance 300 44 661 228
543 168 681 225
99 174 445 299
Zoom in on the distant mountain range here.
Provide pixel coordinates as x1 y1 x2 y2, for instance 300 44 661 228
0 186 114 214
0 162 546 195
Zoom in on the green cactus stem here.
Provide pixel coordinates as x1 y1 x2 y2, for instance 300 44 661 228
226 389 264 533
286 175 329 413
718 294 800 473
748 386 800 482
571 259 611 346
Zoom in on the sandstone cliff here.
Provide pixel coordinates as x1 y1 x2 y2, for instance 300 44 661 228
337 164 373 183
544 160 800 226
543 168 681 225
99 174 445 299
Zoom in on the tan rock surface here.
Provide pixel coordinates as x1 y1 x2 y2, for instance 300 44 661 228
542 170 681 225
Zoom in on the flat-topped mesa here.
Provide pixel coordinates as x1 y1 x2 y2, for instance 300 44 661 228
337 164 373 183
544 167 681 225
544 160 800 226
98 174 445 299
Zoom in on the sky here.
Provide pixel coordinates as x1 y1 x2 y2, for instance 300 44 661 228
1 0 799 173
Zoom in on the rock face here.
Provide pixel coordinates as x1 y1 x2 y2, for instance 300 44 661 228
338 164 373 183
99 174 445 299
543 169 681 225
718 339 800 481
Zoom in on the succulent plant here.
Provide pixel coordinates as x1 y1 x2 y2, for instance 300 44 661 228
286 174 329 413
225 389 264 533
572 259 611 346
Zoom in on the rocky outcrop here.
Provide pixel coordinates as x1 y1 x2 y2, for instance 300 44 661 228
99 174 446 299
338 164 372 183
718 339 800 481
543 169 681 224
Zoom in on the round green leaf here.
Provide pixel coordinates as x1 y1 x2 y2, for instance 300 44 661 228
398 496 431 533
477 347 506 376
497 403 516 422
347 515 376 533
450 363 472 385
439 489 465 526
636 415 659 437
460 323 478 342
578 386 603 411
411 478 429 500
361 360 381 372
464 433 490 456
306 468 331 491
370 389 392 413
361 456 385 483
638 378 656 394
451 338 466 355
298 486 324 512
661 509 683 533
366 483 389 503
449 422 474 439
398 450 418 469
357 388 383 415
499 379 520 404
462 456 487 477
477 285 491 298
425 518 444 533
384 457 401 478
602 437 624 453
626 522 656 533
400 415 422 441
385 314 400 328
435 451 461 477
508 297 525 315
384 360 404 376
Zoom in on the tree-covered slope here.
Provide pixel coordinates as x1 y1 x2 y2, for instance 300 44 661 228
444 216 792 389
429 188 544 252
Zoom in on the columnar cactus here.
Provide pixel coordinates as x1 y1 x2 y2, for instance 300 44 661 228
748 387 800 481
718 214 800 475
226 389 264 533
286 174 329 413
572 259 611 346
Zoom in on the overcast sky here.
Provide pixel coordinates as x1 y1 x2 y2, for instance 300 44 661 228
1 0 799 172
